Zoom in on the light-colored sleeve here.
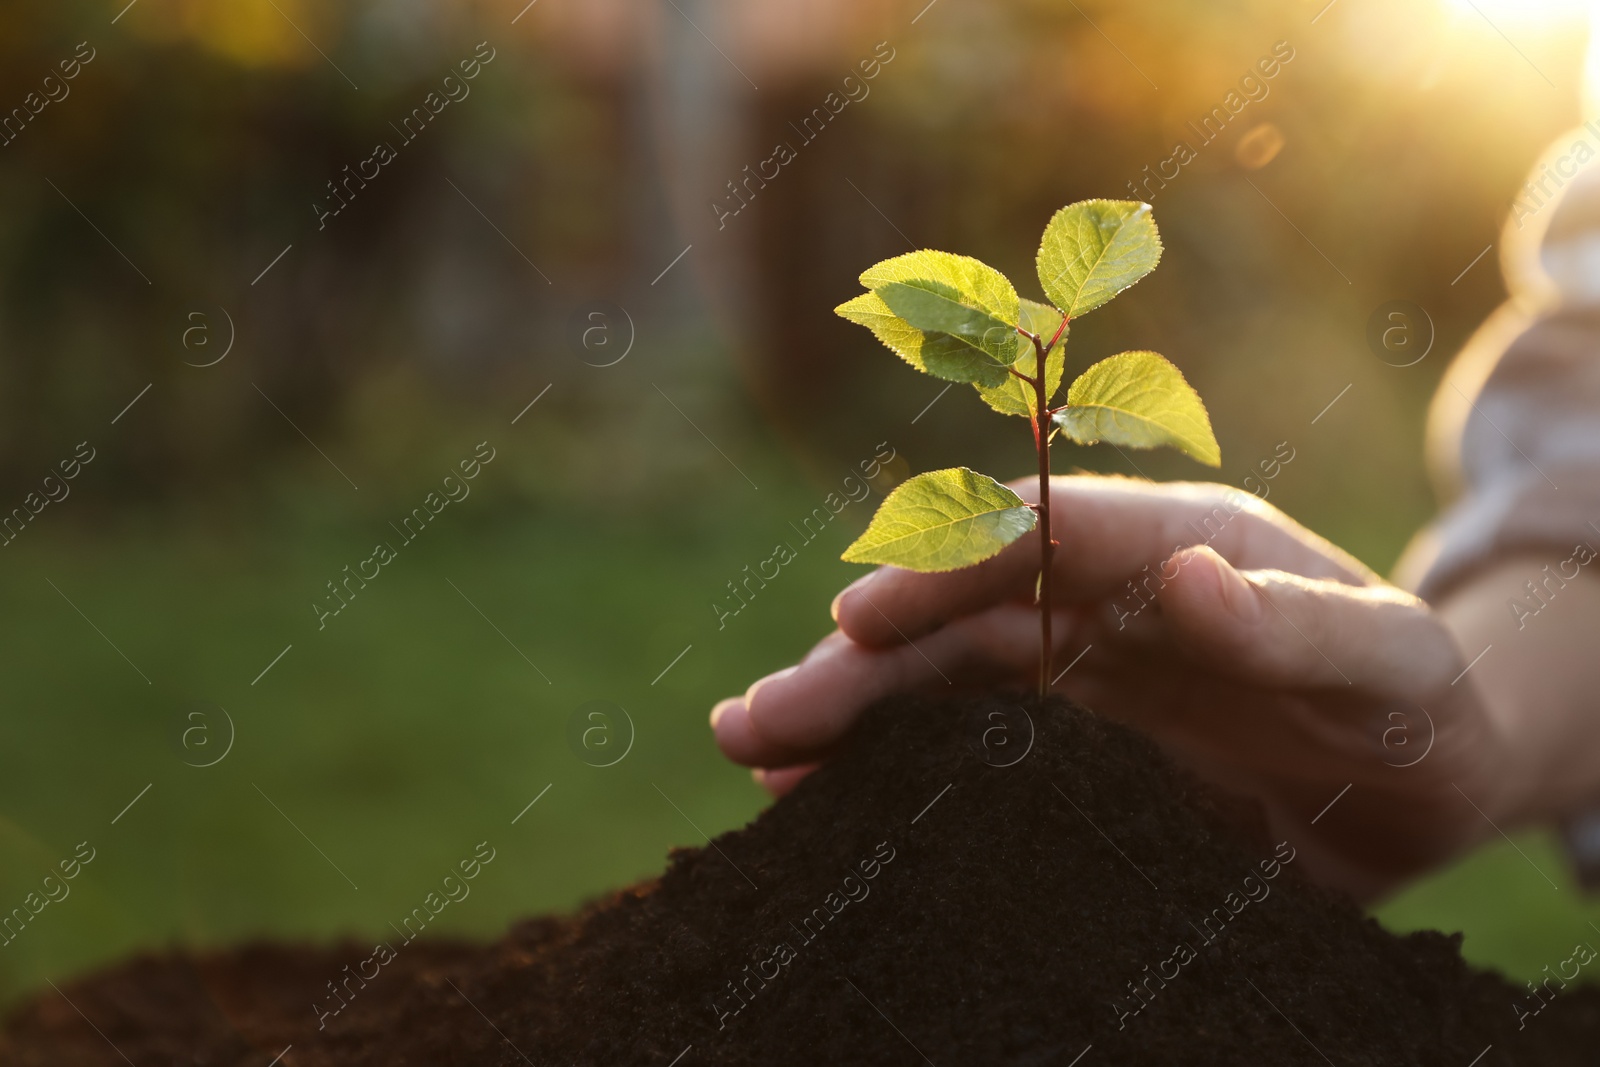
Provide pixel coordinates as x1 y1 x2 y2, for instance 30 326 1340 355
1396 128 1600 600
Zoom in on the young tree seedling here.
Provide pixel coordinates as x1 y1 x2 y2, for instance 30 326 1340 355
836 199 1220 699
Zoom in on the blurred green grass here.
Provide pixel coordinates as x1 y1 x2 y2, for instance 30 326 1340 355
0 465 851 1004
1376 833 1600 981
2 448 1598 1007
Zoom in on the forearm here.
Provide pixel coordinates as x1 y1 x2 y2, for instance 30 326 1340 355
1436 553 1600 827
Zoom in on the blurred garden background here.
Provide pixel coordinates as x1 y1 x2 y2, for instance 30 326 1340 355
2 0 1598 1007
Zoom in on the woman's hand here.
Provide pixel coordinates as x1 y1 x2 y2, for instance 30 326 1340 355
710 475 1511 900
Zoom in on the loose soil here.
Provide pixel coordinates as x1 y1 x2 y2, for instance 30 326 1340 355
5 694 1597 1065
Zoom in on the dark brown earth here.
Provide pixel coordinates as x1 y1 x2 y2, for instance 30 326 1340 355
5 694 1597 1065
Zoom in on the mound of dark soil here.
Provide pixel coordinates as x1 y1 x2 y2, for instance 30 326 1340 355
5 694 1597 1065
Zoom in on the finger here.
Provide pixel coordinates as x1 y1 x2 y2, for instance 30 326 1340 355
834 475 1374 648
1155 544 1461 698
728 605 1078 766
712 698 781 766
753 764 818 797
731 633 930 762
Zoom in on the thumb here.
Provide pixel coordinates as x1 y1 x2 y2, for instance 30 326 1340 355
1155 545 1461 698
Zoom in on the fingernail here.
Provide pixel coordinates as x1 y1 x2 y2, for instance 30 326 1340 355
745 664 797 706
709 697 742 729
831 570 876 622
1212 553 1262 623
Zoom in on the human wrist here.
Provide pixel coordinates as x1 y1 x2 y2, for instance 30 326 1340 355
1435 557 1600 829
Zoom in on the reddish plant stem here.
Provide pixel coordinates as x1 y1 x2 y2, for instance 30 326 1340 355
1032 340 1053 698
1032 314 1070 698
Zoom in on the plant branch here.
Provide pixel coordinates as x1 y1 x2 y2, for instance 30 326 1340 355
1025 313 1073 698
1043 314 1069 354
1033 331 1054 699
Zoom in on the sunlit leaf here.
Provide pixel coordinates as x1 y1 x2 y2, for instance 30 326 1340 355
1053 350 1220 467
835 291 1012 387
860 249 1018 325
858 250 1020 385
1036 200 1161 319
975 299 1068 417
836 290 935 374
877 282 1016 362
842 467 1036 572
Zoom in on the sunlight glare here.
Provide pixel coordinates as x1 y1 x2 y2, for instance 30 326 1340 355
1443 0 1591 25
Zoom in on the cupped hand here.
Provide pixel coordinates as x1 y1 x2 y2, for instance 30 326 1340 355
710 475 1509 899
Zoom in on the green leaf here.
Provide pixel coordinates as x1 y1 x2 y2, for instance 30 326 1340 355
835 291 1011 387
1017 297 1068 352
861 249 1019 326
975 299 1068 417
862 250 1020 386
836 291 936 375
842 467 1037 572
1053 351 1220 467
919 333 1008 387
876 282 1016 360
1036 200 1162 319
